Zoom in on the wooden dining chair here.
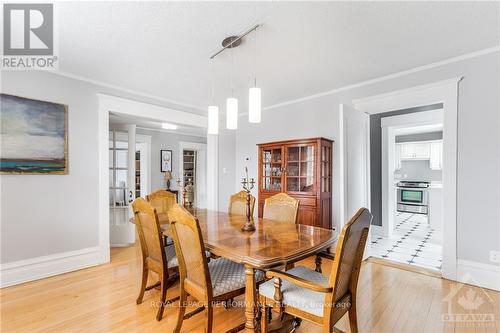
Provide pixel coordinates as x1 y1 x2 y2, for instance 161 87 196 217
146 189 177 218
259 208 373 333
146 189 177 245
263 193 299 224
228 190 256 216
132 198 180 321
168 204 264 333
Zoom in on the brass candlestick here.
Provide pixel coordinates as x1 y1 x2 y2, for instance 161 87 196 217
241 167 256 232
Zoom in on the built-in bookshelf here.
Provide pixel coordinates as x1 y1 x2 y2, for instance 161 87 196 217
183 149 196 188
135 150 141 198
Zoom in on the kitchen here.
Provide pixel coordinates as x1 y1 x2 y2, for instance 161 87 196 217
370 118 444 272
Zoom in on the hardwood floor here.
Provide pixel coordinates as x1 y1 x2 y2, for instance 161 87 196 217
1 245 499 332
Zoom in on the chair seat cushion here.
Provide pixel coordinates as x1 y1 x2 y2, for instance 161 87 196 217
164 245 179 267
164 245 210 268
259 266 328 317
209 258 264 297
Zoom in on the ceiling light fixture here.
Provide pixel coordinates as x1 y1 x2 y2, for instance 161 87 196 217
209 24 262 132
162 122 178 130
226 42 238 130
207 59 219 134
248 27 261 123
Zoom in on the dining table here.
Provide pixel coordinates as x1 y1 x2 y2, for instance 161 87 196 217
133 208 338 332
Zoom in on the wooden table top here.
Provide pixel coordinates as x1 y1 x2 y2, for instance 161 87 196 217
153 209 338 269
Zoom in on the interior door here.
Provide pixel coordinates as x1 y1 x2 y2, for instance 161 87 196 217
339 104 370 224
109 125 136 247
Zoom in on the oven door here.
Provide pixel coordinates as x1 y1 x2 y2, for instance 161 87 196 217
397 188 428 206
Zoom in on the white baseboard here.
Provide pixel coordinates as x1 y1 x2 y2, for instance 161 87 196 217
0 246 104 288
457 259 500 291
370 225 384 236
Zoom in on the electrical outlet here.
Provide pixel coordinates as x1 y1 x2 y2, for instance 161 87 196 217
490 250 500 264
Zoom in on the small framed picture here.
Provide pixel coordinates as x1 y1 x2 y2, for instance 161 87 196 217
160 150 172 172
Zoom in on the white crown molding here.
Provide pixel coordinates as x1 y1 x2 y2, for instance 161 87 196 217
457 259 500 291
54 46 498 117
54 70 206 112
353 78 462 114
0 247 103 288
262 46 499 112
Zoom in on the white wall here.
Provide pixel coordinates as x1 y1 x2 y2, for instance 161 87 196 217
217 126 237 212
0 71 202 268
234 51 500 265
1 50 498 284
395 160 442 182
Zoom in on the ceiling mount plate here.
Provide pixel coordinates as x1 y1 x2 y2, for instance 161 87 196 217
222 36 242 49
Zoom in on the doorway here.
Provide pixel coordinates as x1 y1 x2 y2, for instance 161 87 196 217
341 78 460 280
97 94 213 262
371 109 444 272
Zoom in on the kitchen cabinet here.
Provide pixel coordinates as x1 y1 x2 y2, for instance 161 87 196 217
395 140 443 170
398 142 430 159
429 141 443 170
428 186 443 229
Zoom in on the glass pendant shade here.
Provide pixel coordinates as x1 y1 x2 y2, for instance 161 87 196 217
226 97 238 130
248 87 261 123
207 105 219 135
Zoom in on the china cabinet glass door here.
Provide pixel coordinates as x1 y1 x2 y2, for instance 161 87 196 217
261 147 282 191
321 145 332 192
286 144 315 193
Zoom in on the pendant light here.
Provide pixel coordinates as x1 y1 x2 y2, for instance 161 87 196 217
248 27 261 123
226 43 238 130
207 59 219 135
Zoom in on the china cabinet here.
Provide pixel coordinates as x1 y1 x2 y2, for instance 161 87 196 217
257 137 333 229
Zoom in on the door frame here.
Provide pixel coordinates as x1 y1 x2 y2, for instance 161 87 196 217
351 77 461 280
179 141 208 209
97 94 212 263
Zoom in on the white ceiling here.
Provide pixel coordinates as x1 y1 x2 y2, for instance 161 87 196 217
395 123 443 136
109 113 206 137
58 2 500 114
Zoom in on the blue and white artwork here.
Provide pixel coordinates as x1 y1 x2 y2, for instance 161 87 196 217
1 94 67 174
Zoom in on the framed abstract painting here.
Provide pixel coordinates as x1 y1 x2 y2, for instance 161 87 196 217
0 94 68 174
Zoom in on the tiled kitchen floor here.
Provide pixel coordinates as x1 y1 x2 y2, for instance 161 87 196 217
370 212 442 271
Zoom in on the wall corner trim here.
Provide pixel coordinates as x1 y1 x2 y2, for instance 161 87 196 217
457 259 500 291
0 247 103 288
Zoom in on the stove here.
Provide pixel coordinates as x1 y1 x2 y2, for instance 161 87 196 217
396 181 430 188
396 181 429 214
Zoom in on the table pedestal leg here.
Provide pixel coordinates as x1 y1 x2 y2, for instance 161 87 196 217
244 265 257 332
